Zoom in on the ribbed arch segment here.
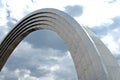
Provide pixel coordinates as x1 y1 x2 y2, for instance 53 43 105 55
0 8 120 80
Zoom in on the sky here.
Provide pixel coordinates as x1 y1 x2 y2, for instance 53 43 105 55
0 0 120 80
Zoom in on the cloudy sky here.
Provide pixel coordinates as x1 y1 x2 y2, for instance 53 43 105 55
0 0 120 80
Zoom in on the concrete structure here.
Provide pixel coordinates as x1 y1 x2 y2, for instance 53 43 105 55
0 8 120 80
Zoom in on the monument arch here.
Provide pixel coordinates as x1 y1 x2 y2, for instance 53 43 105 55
0 8 120 80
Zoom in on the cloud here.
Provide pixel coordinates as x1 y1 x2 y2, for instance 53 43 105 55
0 0 69 51
0 0 3 7
109 16 120 29
101 33 120 54
24 30 68 51
64 5 83 17
5 0 33 20
6 9 17 22
0 1 78 79
105 0 117 3
113 54 120 66
85 9 120 65
0 26 10 43
0 68 39 80
0 1 17 41
6 9 17 28
0 41 78 80
0 0 120 79
86 16 120 66
89 16 120 36
75 0 120 27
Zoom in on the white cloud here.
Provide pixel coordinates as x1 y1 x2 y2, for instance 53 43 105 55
0 0 120 79
31 0 84 10
109 28 120 55
101 32 120 56
0 9 7 25
6 0 33 20
75 1 120 27
0 41 77 80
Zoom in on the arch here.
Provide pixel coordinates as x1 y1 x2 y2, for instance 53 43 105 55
0 8 120 80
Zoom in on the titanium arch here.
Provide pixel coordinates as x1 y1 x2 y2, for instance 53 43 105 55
0 8 120 80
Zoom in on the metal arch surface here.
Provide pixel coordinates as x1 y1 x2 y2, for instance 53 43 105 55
0 8 120 80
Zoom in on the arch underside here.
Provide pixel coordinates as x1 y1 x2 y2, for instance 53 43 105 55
0 8 120 80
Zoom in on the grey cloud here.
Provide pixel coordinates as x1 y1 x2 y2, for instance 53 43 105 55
88 26 109 37
24 30 68 51
88 16 120 64
6 9 17 22
6 9 17 28
31 0 35 3
0 1 76 80
4 76 17 80
110 16 120 29
0 41 77 80
0 67 17 80
5 53 58 72
5 56 29 70
0 0 3 8
0 3 2 8
6 20 16 28
106 0 116 3
89 16 120 37
110 20 120 38
6 9 11 18
54 62 77 80
64 5 83 17
114 55 120 60
0 26 9 42
30 67 50 77
114 54 120 65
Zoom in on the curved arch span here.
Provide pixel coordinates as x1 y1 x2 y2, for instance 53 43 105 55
0 8 120 80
